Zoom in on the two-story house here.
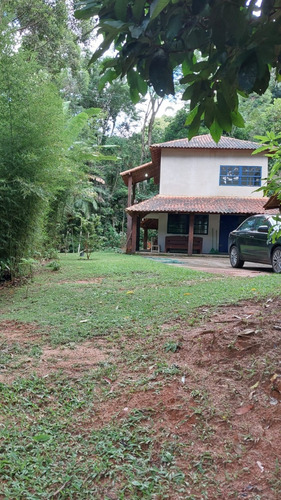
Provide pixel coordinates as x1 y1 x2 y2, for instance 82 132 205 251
121 134 270 254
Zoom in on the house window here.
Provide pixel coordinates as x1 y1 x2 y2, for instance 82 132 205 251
220 165 261 186
167 214 189 234
167 214 208 235
194 215 208 235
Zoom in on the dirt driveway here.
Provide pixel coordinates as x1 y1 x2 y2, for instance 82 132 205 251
145 254 273 276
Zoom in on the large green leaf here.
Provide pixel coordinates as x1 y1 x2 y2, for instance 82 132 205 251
185 105 199 126
192 0 207 15
149 51 174 96
210 119 222 143
88 33 116 65
187 108 202 139
150 0 170 20
166 14 183 41
127 69 147 103
74 1 100 19
102 19 128 33
230 110 245 128
114 0 128 21
238 54 258 93
203 99 215 129
132 0 146 21
98 69 117 92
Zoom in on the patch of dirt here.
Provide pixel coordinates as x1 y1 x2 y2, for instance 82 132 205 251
37 343 108 377
0 321 109 382
0 320 40 343
57 277 104 285
91 297 281 499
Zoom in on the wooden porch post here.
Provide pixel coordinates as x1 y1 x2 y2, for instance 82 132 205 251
126 175 133 253
131 215 137 253
188 214 194 256
143 228 148 250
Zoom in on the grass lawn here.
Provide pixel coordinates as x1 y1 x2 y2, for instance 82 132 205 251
0 252 280 499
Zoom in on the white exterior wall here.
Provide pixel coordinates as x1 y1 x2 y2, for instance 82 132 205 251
159 149 268 197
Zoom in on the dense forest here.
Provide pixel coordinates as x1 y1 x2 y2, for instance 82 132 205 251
1 0 281 279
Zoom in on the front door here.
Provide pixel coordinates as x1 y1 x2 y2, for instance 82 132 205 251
219 215 247 253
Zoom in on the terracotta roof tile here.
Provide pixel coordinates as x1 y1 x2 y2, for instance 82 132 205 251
127 195 271 215
151 134 259 150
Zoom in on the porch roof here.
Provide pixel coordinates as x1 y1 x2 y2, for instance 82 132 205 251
120 161 160 186
264 194 281 210
126 195 271 215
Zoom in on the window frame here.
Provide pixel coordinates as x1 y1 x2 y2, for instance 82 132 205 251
167 214 189 234
219 165 262 187
194 214 209 235
167 214 209 235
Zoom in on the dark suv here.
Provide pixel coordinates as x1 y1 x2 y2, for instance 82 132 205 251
228 214 281 273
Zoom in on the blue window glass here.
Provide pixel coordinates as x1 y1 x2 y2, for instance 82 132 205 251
220 166 261 186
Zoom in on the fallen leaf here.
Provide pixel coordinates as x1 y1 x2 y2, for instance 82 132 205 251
33 433 51 442
235 404 254 415
270 374 279 383
250 381 259 389
238 329 256 338
257 461 264 473
80 319 89 323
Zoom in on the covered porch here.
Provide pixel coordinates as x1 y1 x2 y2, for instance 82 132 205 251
125 195 271 255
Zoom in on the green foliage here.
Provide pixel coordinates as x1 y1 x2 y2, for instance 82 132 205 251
253 131 281 240
163 340 181 353
78 61 139 140
47 260 61 271
0 49 67 276
5 0 89 74
75 0 281 141
79 214 103 258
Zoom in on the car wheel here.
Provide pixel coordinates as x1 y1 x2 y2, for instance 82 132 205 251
271 246 281 273
230 245 244 268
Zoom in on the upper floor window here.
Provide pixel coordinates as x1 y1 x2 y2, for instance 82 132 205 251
220 165 262 187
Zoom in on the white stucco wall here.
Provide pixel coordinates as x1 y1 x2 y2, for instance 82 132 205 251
159 149 268 197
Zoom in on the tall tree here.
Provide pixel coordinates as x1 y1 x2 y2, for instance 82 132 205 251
79 60 139 141
75 0 281 141
140 90 163 164
3 0 91 74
